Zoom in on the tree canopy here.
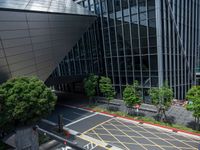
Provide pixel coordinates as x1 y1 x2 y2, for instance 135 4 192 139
149 83 173 109
0 76 57 128
123 81 141 107
83 74 98 99
186 86 200 129
149 82 173 121
99 76 115 102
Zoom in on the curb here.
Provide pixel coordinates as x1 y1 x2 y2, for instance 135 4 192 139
59 103 200 139
81 106 200 139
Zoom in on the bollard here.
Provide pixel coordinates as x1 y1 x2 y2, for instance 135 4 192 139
58 114 63 133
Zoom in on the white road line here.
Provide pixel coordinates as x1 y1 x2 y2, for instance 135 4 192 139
72 111 87 117
63 117 72 122
59 104 93 113
41 119 57 126
64 113 98 127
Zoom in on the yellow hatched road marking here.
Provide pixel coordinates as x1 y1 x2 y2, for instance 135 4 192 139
134 123 197 149
152 128 198 149
87 131 199 144
157 128 200 144
115 119 190 150
78 134 110 150
83 118 113 134
92 129 107 143
112 119 168 150
100 124 130 150
105 140 195 150
108 121 153 150
80 116 198 150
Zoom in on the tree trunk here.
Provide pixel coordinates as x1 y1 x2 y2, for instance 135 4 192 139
162 109 166 122
89 97 92 105
157 108 161 121
107 99 109 110
197 117 200 131
127 107 130 115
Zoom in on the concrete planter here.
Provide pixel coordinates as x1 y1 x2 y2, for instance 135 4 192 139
15 126 39 150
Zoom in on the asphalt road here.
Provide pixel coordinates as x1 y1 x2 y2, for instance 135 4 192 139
39 105 200 150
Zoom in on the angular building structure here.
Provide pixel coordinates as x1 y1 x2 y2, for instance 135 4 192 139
0 0 199 102
0 0 96 82
53 0 200 101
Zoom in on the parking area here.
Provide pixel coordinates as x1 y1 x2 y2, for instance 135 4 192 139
83 118 199 150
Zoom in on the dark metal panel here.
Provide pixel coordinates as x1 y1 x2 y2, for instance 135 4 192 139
0 21 28 30
12 65 37 76
31 35 51 44
0 30 30 40
0 9 96 82
9 59 36 72
0 10 26 21
6 52 35 64
0 57 7 67
0 50 5 58
26 12 48 21
2 38 31 49
5 45 33 56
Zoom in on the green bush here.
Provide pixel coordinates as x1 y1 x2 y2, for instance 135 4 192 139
123 81 141 107
99 76 115 102
0 76 57 128
186 86 200 130
83 74 98 103
149 82 173 121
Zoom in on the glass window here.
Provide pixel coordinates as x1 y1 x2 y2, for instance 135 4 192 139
130 5 137 15
134 56 141 70
138 0 146 13
147 0 155 10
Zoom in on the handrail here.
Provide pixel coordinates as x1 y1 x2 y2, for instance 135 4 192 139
37 126 84 150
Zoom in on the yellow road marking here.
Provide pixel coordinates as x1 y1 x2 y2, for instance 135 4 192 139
92 129 107 143
105 140 194 150
83 118 113 134
78 134 109 150
116 119 186 150
94 125 169 134
87 131 198 144
100 124 130 150
108 121 150 150
153 129 198 149
113 119 166 150
158 129 200 144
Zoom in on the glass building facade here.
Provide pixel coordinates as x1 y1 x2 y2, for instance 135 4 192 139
53 0 200 102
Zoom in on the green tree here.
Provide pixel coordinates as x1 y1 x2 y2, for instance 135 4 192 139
149 82 173 121
0 76 57 129
99 76 115 107
123 81 141 114
83 74 98 104
186 86 200 130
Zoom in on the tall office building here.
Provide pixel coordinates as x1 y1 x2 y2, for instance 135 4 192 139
53 0 200 101
0 0 199 102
